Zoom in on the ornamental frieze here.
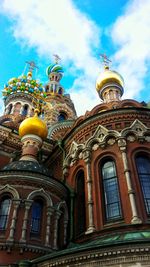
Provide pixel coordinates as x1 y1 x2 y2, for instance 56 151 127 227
63 119 150 171
64 109 150 149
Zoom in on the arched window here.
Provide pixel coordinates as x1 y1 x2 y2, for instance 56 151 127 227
136 155 150 214
30 199 43 236
58 112 67 122
7 104 13 114
22 105 28 116
58 87 63 95
101 160 122 221
40 111 45 119
75 170 86 236
0 196 11 230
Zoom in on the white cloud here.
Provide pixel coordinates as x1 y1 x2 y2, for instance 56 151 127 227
111 0 150 100
1 0 150 117
0 98 4 116
0 0 101 115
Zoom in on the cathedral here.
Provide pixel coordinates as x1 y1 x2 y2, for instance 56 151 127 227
0 56 150 267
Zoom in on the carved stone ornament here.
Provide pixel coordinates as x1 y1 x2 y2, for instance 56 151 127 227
118 138 127 147
107 138 116 145
145 135 150 142
92 143 99 151
78 152 83 159
127 135 136 142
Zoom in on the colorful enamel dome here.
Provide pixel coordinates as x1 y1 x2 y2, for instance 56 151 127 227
2 72 47 101
46 63 64 76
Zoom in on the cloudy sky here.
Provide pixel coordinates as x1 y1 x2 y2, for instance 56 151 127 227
0 0 150 116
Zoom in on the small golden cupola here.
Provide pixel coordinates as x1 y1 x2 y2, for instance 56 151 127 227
19 108 48 140
96 54 124 103
19 109 48 162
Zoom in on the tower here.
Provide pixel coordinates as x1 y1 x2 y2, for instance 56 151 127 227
0 109 69 265
44 57 76 128
96 54 124 104
1 61 46 130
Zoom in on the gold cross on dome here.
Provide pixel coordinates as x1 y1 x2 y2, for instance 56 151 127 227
53 54 61 64
26 61 39 72
100 54 111 68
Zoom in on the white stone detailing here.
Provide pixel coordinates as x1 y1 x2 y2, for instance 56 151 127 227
118 138 142 224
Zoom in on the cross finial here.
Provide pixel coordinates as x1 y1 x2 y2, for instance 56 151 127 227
26 61 39 72
100 54 111 69
53 54 61 64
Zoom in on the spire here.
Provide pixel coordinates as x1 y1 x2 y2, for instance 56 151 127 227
100 53 112 70
53 54 61 64
45 55 64 96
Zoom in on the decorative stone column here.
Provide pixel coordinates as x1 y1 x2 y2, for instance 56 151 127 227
118 138 142 224
27 106 33 117
53 210 62 250
5 106 9 115
83 148 96 234
69 191 75 241
20 200 33 243
20 105 24 115
45 207 53 247
7 199 21 242
11 104 15 114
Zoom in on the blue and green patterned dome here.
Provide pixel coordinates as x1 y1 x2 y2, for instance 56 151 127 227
2 72 47 101
46 63 64 76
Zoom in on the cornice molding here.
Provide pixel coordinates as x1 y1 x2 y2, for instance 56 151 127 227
64 108 150 145
32 244 150 266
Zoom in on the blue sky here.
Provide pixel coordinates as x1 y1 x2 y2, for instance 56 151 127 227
0 0 150 115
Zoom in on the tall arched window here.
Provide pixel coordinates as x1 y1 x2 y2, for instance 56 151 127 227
30 199 43 236
0 196 11 230
136 155 150 214
7 104 12 114
101 160 122 221
58 112 67 122
22 105 28 116
75 170 86 237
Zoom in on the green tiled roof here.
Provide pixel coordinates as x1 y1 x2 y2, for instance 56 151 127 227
32 230 150 263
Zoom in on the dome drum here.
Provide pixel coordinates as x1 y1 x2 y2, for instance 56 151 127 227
96 68 124 102
49 72 62 82
99 82 124 101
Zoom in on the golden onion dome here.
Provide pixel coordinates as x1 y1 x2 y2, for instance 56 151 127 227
96 67 124 92
19 109 48 140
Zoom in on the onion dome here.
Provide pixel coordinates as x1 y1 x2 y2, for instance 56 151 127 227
19 109 48 140
96 66 124 102
2 72 47 101
96 66 124 92
45 60 64 96
46 63 64 77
